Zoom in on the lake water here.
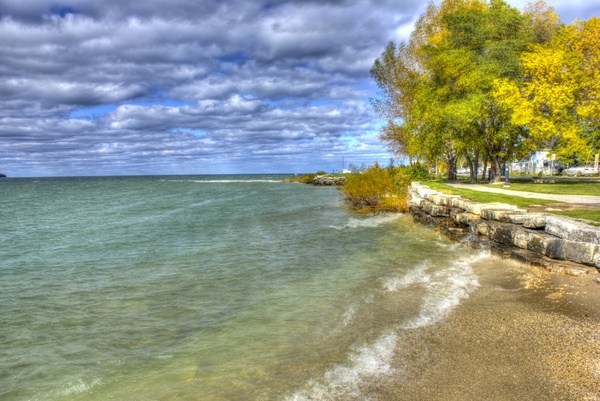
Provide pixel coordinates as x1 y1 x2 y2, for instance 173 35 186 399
0 175 484 400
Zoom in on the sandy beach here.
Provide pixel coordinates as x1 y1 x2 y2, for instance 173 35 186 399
365 255 600 400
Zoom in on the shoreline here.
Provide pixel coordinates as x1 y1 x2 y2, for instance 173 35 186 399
366 254 600 400
383 182 600 399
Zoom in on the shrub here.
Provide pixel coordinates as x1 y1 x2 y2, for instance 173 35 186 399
283 172 325 184
342 163 402 213
342 163 429 213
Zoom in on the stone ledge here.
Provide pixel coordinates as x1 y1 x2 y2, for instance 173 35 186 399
410 182 600 271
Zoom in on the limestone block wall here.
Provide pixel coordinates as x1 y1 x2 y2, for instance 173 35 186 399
409 182 600 270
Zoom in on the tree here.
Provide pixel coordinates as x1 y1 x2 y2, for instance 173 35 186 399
372 0 533 183
494 17 600 165
523 0 561 45
370 41 423 161
412 0 529 182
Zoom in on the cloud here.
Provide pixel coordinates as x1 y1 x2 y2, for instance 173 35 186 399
0 0 596 176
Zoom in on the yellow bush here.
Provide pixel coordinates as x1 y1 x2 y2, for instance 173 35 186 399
342 163 408 213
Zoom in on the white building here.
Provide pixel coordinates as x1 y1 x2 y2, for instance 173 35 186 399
512 151 560 174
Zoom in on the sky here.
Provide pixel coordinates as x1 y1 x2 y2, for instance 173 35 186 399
0 0 598 177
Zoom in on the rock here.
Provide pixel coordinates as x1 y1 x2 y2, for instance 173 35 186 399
408 183 600 270
438 194 461 206
565 268 587 277
311 175 346 186
545 239 565 260
490 223 514 246
527 231 563 256
513 229 532 250
522 214 548 229
545 215 600 244
480 208 526 222
476 222 490 236
477 203 518 217
463 201 486 215
563 241 599 266
454 212 480 227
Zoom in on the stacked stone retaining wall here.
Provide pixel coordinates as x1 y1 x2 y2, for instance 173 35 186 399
409 182 600 275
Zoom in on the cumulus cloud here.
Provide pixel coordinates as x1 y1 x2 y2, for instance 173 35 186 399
0 0 596 176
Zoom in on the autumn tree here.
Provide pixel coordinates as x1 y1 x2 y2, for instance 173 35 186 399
523 0 561 44
370 41 423 163
494 16 600 165
411 0 528 182
372 0 593 182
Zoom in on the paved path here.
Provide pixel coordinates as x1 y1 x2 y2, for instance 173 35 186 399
446 183 600 205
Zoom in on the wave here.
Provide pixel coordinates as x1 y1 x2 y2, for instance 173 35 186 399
329 214 400 230
288 251 483 400
52 378 102 398
285 332 397 401
160 179 282 183
400 252 482 329
191 179 282 183
383 260 432 292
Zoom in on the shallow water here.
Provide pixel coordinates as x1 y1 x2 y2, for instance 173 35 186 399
1 175 485 400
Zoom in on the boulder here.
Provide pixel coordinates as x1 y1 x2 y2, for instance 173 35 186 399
311 175 346 186
480 208 526 222
527 231 564 256
522 214 548 229
490 224 514 246
545 216 600 244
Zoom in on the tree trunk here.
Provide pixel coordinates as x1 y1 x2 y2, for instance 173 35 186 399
466 153 480 183
446 150 458 181
481 158 488 182
488 157 503 184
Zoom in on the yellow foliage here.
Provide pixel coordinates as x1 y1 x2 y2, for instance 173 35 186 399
342 163 408 213
493 17 600 160
568 18 600 122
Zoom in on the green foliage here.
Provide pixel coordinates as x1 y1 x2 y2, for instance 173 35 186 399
394 163 430 187
372 0 532 183
495 17 600 164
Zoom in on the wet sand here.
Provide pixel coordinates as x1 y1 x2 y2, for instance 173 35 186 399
365 256 600 400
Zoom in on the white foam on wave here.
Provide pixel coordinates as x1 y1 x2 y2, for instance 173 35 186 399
329 214 400 231
383 260 432 292
54 378 102 397
286 332 397 401
191 179 281 183
286 251 484 401
401 252 482 329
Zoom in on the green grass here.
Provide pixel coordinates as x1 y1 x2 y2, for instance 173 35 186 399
422 180 600 224
550 210 600 225
499 180 600 196
423 181 556 207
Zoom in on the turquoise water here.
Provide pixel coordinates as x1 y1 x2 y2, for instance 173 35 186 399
0 176 482 400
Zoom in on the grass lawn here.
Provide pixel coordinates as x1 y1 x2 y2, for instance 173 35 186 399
499 179 600 196
423 181 556 207
422 180 600 224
